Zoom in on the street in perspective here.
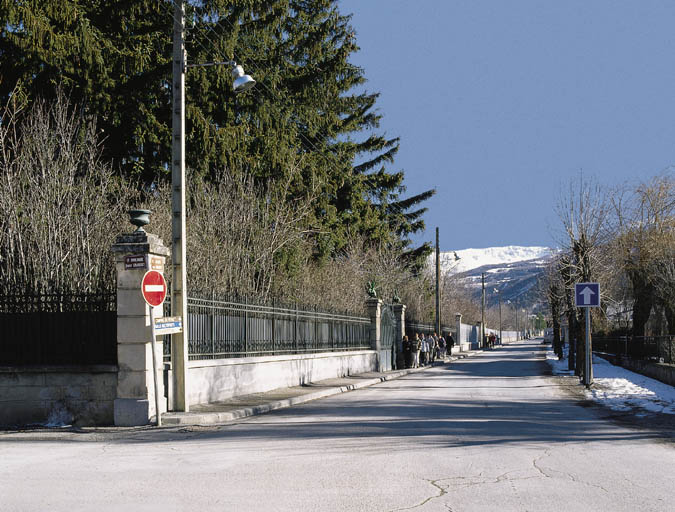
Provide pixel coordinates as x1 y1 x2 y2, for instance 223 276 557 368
2 2 675 511
2 339 673 512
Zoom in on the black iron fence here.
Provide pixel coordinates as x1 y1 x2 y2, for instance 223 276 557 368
593 335 675 364
163 295 371 361
405 319 453 338
0 293 117 366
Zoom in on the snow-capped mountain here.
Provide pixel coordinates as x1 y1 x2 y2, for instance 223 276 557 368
429 246 559 311
438 246 556 275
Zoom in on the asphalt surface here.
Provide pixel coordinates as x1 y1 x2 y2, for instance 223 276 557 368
1 340 674 511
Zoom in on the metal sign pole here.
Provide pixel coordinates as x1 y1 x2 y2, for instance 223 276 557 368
150 306 162 426
584 306 592 388
575 282 599 388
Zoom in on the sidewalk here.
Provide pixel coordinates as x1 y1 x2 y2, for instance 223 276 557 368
162 350 483 426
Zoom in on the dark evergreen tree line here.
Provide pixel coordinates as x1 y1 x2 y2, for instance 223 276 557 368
0 0 434 272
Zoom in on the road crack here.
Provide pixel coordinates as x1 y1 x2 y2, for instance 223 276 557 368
532 448 609 494
388 477 449 511
532 449 553 478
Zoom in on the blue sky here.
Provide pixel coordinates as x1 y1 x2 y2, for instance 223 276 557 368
339 0 675 251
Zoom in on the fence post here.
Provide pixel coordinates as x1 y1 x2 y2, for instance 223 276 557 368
393 304 406 368
314 304 318 352
244 296 248 356
111 229 170 426
271 298 275 355
330 315 334 352
366 298 383 371
294 303 298 353
455 313 462 353
623 336 628 357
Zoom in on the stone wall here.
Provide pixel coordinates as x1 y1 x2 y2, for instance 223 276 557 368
0 366 117 427
616 357 675 387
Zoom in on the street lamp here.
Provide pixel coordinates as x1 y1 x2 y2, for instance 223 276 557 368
171 0 255 411
436 241 460 337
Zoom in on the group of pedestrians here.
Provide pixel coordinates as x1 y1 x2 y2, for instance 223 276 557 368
401 332 455 369
485 332 499 348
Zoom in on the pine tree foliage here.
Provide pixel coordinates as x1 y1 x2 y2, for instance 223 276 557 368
0 0 173 180
0 0 433 266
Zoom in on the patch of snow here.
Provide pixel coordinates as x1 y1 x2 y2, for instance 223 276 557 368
44 403 73 427
546 350 575 376
546 349 675 415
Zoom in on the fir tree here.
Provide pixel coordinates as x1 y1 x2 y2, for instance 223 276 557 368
0 0 434 262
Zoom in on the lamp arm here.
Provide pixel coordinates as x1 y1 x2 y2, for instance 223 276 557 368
185 60 236 70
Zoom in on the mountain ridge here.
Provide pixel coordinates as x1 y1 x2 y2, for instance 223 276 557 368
429 245 559 312
436 245 556 275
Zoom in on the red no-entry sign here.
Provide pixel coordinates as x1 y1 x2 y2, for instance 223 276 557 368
141 270 167 307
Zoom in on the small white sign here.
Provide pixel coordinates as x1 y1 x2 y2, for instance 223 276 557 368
154 316 183 334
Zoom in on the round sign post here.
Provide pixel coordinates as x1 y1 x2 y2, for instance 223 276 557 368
141 270 167 426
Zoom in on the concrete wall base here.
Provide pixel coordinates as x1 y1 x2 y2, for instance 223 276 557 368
168 350 377 407
0 366 116 427
114 398 153 426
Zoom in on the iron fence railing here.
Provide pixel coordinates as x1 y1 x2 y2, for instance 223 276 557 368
593 335 675 364
0 293 117 366
163 296 371 361
405 320 453 338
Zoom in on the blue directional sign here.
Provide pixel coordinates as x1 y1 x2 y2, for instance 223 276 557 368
154 316 183 334
575 282 600 308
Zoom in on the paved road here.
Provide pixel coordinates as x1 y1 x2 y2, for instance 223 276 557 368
2 341 674 511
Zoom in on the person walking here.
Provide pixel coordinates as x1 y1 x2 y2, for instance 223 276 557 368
438 335 446 360
420 334 429 366
429 333 438 364
402 335 412 368
447 333 455 355
412 334 421 368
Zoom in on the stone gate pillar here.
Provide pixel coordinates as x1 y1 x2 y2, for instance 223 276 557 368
111 229 170 426
366 298 383 371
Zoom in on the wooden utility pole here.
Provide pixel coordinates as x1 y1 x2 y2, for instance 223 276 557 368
481 272 485 347
172 0 188 411
435 227 440 335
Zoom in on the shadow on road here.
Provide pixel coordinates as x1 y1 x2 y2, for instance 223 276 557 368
4 341 673 446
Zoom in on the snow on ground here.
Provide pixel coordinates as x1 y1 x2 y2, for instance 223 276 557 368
546 349 675 416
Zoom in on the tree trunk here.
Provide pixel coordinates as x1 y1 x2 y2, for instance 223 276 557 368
664 304 675 336
576 311 585 379
632 284 653 338
551 302 563 359
568 310 576 372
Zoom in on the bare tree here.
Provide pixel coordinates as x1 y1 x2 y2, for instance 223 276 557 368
611 172 675 336
142 162 318 303
545 256 565 359
0 89 134 295
555 175 612 377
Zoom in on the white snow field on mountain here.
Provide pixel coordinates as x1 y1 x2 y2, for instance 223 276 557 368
434 246 557 275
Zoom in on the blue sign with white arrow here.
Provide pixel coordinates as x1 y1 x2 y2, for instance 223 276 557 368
575 282 600 308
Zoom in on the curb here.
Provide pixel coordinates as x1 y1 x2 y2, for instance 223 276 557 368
161 353 482 426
